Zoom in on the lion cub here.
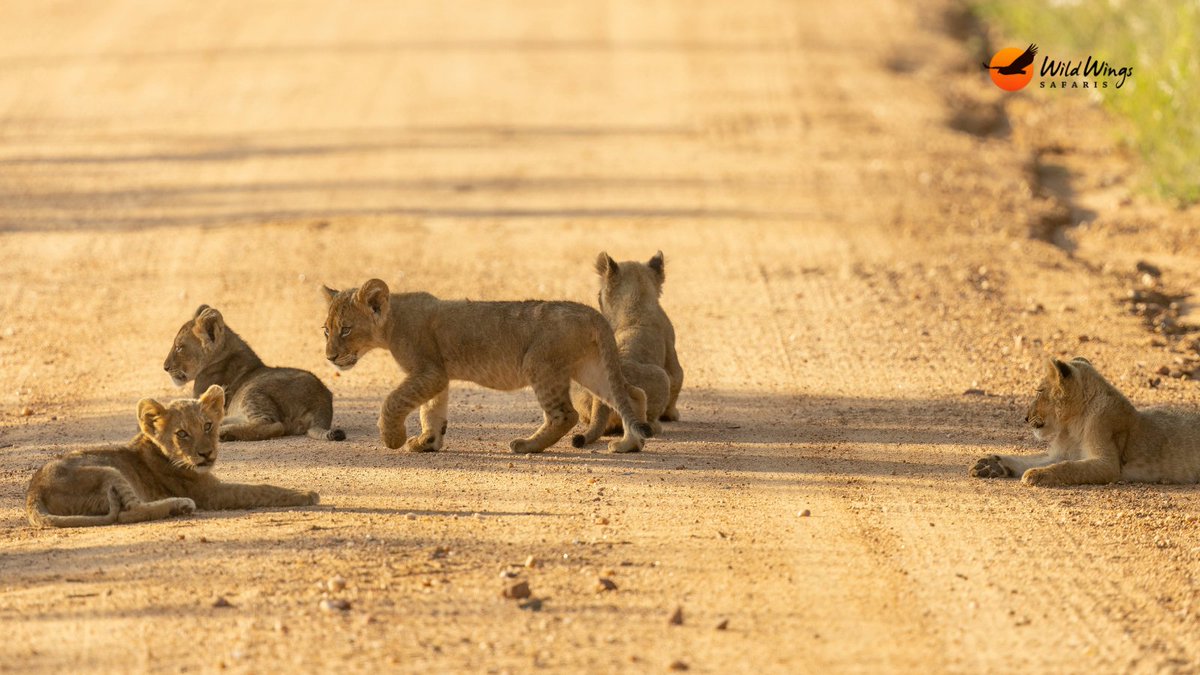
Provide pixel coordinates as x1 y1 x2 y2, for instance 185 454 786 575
26 385 318 528
164 305 344 442
321 279 653 454
571 251 683 447
971 357 1200 486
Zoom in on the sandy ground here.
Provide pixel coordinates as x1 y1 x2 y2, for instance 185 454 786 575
2 1 1200 673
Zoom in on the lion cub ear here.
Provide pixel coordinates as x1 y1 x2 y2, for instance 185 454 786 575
1047 358 1073 383
198 384 225 420
355 279 390 320
193 304 211 319
193 308 226 347
137 398 168 434
321 285 339 305
648 251 665 283
595 252 618 278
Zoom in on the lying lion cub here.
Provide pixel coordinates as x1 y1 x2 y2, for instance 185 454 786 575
322 279 653 453
26 385 318 528
971 357 1200 486
572 251 684 447
164 305 344 442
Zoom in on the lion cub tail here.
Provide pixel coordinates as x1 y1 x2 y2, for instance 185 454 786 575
306 426 346 442
593 318 654 441
26 485 121 528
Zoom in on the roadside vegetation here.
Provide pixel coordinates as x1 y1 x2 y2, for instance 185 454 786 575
973 0 1200 205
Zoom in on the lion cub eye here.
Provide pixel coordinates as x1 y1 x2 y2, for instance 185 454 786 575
204 422 212 433
176 430 190 440
175 346 183 354
340 326 352 338
323 327 330 338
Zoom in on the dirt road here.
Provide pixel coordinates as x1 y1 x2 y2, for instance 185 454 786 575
2 1 1199 672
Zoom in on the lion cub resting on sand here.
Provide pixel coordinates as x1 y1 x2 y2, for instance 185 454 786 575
164 305 344 442
572 251 683 447
321 279 653 454
971 357 1200 486
26 385 318 528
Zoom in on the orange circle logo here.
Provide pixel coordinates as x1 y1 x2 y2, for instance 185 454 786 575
983 44 1037 91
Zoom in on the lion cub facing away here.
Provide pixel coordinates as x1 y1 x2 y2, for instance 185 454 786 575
571 251 683 447
26 385 318 528
971 357 1200 486
322 279 653 454
164 305 344 442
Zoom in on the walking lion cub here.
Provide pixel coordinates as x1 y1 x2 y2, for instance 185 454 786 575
971 357 1200 486
321 279 653 454
26 385 318 528
164 305 344 442
571 251 683 447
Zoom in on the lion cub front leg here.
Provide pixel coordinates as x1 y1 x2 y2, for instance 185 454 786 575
969 452 1060 479
196 482 319 510
404 387 448 453
379 374 446 450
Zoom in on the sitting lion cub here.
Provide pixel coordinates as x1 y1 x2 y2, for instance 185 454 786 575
971 357 1200 486
164 305 344 442
26 385 318 528
571 251 684 447
321 279 653 454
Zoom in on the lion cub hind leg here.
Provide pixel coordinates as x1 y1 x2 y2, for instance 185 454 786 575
573 367 648 453
511 374 578 454
28 467 125 528
117 497 196 524
572 397 611 448
219 419 289 442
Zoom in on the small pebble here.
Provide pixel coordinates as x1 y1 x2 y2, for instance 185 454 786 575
716 619 729 630
405 513 417 520
523 555 538 568
212 597 233 609
799 509 811 518
669 660 690 671
502 580 531 600
319 598 351 612
595 578 618 593
594 516 609 525
327 576 347 592
20 406 33 417
668 606 684 626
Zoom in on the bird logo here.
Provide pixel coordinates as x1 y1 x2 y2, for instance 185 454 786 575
982 44 1037 91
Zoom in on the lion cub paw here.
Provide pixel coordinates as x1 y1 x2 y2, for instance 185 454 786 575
169 498 197 516
969 455 1011 479
378 420 407 450
607 438 643 454
303 491 320 506
403 432 441 453
1021 467 1060 487
509 439 544 454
